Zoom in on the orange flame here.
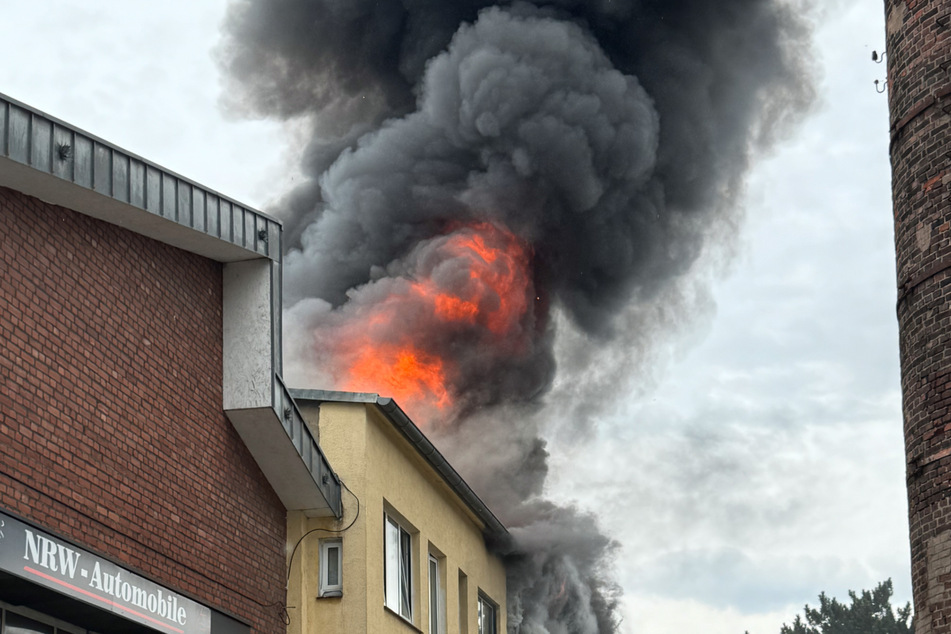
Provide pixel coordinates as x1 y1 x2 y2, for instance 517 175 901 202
327 222 533 425
344 343 452 410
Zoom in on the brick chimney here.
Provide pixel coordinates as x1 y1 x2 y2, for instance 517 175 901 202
885 0 951 630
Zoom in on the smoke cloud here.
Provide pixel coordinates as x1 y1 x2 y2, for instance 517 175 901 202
218 0 814 631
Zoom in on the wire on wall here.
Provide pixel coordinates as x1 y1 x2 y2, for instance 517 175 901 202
285 478 361 584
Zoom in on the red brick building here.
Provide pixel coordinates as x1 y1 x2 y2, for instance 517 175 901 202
0 93 340 634
885 0 951 630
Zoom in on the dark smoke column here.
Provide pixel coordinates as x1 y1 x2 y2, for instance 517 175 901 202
217 1 815 630
885 0 951 630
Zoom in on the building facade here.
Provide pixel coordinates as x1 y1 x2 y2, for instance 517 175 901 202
0 93 505 634
884 0 951 630
0 93 340 633
287 391 507 634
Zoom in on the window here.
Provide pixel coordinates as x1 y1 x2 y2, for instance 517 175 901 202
4 612 54 634
458 571 469 634
384 514 413 621
319 538 342 597
478 594 497 634
428 554 446 634
0 601 86 634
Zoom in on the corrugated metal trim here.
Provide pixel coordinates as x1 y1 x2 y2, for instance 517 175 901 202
289 388 508 537
278 378 343 517
0 92 280 262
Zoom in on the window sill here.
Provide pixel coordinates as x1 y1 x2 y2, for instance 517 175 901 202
383 605 423 633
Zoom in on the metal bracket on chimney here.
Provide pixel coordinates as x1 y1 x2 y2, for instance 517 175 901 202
873 50 887 94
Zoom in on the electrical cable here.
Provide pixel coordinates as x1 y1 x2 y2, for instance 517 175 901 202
285 478 361 584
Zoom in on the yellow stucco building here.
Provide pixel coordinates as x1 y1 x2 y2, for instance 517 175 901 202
285 390 507 634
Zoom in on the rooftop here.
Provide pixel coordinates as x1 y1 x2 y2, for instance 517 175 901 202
0 91 280 264
290 388 507 538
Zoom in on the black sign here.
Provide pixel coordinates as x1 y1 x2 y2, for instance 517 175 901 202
0 510 211 634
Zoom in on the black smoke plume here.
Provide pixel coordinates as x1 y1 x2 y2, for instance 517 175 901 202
218 1 813 631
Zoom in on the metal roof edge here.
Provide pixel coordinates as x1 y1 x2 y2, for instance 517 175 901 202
289 388 383 405
288 388 508 537
0 91 281 263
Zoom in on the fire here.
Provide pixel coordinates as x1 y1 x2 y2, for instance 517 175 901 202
409 225 530 335
433 294 478 322
325 222 533 425
344 343 452 411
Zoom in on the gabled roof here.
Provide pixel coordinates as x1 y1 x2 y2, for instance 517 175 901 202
290 389 507 538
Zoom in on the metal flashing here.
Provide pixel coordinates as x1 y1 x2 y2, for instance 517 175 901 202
0 92 340 519
222 385 343 518
276 377 343 516
221 259 342 519
289 388 507 537
0 92 280 263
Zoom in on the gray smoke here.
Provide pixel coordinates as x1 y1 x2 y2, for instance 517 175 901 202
434 404 624 632
218 1 813 631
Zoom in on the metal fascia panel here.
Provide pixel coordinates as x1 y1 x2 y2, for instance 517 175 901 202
0 92 280 263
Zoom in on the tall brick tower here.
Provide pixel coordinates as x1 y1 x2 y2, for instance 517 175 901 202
885 0 951 629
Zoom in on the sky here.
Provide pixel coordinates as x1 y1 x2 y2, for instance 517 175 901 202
0 2 902 633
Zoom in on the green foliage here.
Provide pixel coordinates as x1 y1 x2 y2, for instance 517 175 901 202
770 579 914 634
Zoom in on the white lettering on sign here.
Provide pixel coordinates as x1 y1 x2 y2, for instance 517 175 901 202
89 562 187 626
3 511 209 633
23 529 82 578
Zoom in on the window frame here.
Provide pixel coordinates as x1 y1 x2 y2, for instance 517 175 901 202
458 570 469 634
0 600 87 634
477 592 498 634
318 538 343 598
428 552 447 634
384 513 414 622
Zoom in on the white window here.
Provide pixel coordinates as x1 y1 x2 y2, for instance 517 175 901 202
428 554 446 634
478 594 497 634
384 514 413 621
319 538 343 597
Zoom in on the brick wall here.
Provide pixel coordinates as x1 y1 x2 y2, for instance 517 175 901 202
0 185 287 633
886 0 951 631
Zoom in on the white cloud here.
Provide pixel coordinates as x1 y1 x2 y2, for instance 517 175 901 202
543 4 907 630
621 593 799 634
0 0 289 209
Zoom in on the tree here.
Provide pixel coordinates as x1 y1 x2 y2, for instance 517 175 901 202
773 579 914 634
